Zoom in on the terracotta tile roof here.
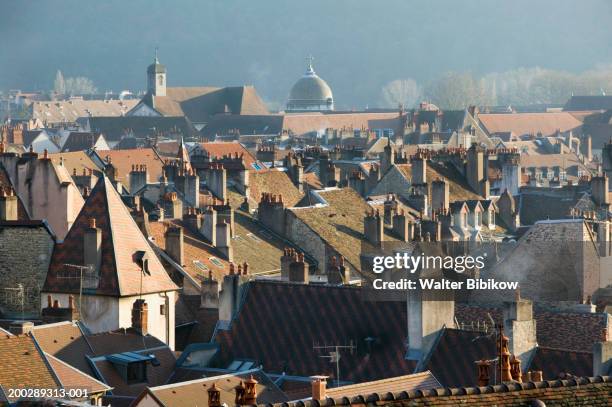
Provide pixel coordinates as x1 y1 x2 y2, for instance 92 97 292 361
248 170 303 207
0 334 61 402
215 280 416 384
326 371 441 399
48 151 100 176
44 175 178 296
395 162 482 201
141 86 269 123
45 352 111 394
282 112 402 136
196 141 260 168
478 112 583 137
145 369 289 406
31 99 138 125
96 148 165 187
263 376 612 407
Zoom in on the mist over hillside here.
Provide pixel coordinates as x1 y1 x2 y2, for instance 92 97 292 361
2 0 611 109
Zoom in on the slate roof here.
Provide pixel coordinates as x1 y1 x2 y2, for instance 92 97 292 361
48 151 100 176
61 131 105 152
478 112 583 137
215 280 416 384
518 189 595 225
529 347 593 379
201 114 284 138
248 170 303 207
44 175 178 296
395 163 482 201
563 95 612 111
195 141 261 169
86 116 199 142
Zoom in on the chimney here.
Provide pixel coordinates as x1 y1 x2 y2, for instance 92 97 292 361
131 299 148 336
134 207 151 238
184 207 202 232
207 163 227 201
216 201 235 238
510 355 522 383
407 288 454 360
363 209 383 246
383 195 397 225
392 210 412 241
165 226 184 266
0 187 18 221
234 381 246 406
431 178 449 212
207 383 221 407
592 175 610 207
8 320 34 335
42 294 80 323
582 134 593 162
163 192 183 219
257 193 286 237
503 292 537 368
201 206 217 245
499 331 513 382
327 256 349 284
216 220 233 261
411 153 427 185
128 164 149 194
531 370 543 382
84 218 102 275
311 376 328 401
201 271 220 309
289 252 309 283
243 375 258 405
593 331 612 376
280 247 296 280
476 360 490 387
219 264 249 321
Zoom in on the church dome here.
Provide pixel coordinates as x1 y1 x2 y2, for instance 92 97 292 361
287 58 334 112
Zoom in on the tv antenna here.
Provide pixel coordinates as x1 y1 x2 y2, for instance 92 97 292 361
313 341 356 387
57 263 100 318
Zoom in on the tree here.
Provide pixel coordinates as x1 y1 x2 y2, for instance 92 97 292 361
381 79 421 108
423 72 479 110
64 76 97 95
54 70 66 95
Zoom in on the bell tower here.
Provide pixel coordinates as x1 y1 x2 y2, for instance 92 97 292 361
147 48 166 96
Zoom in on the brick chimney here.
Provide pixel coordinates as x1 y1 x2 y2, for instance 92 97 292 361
243 375 258 405
131 299 148 336
216 220 233 261
431 178 449 212
41 294 80 323
84 218 102 275
207 382 221 407
311 376 328 401
364 209 383 246
280 247 296 280
0 187 18 221
201 206 217 246
134 206 151 238
201 271 220 309
503 291 537 368
327 256 349 285
165 226 184 266
476 360 491 386
128 164 149 194
234 381 246 406
289 252 309 283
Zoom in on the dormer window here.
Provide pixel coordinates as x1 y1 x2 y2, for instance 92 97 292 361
107 352 159 384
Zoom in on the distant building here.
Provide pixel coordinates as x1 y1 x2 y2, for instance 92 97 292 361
286 57 334 112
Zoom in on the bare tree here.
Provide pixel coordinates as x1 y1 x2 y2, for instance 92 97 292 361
64 76 97 95
423 72 479 110
381 79 421 108
54 70 66 95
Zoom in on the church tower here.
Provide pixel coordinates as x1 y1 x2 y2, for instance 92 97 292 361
147 49 166 96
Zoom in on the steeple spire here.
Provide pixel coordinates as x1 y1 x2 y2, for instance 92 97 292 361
305 55 315 76
154 47 159 64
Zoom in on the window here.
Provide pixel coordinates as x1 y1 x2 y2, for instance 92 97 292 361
246 233 262 243
160 304 166 315
193 260 209 272
158 75 164 86
209 257 223 267
126 362 147 384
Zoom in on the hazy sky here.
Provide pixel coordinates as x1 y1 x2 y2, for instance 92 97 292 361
2 0 611 108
